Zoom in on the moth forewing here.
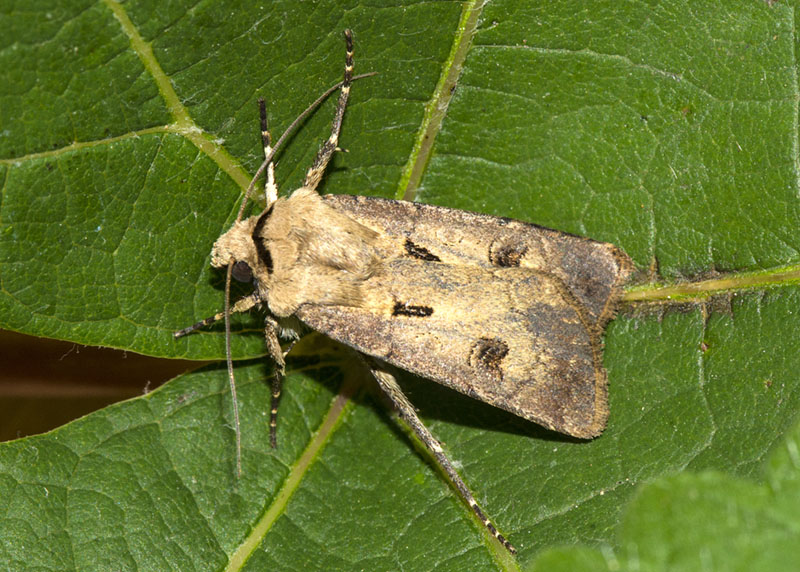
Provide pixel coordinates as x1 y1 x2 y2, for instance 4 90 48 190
177 29 633 556
322 194 630 327
297 195 632 438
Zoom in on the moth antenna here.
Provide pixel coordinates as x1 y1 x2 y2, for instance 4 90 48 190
258 98 279 206
223 261 243 477
303 29 355 191
176 286 263 474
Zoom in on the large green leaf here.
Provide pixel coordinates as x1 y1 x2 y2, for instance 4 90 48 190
3 1 800 570
530 413 800 572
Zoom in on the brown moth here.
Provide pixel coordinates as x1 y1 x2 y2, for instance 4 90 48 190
176 30 632 555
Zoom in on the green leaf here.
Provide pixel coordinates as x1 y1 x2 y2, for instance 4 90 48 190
3 1 800 570
530 414 800 572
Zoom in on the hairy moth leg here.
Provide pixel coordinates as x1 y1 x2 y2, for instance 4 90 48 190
262 317 285 448
258 96 284 447
263 317 300 449
364 357 518 554
303 29 355 191
173 293 260 339
258 98 279 206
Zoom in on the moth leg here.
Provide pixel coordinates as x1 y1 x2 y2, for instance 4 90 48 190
364 358 517 555
173 292 260 338
258 98 279 206
263 317 285 448
263 317 301 448
303 29 354 192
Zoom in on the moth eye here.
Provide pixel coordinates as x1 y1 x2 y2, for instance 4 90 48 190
232 261 253 283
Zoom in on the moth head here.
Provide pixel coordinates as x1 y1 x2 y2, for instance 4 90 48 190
210 217 259 274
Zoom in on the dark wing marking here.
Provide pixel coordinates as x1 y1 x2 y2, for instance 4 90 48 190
392 301 434 317
468 338 509 382
404 238 441 261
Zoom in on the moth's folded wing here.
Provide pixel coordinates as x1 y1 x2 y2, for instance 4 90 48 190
324 194 631 329
296 261 608 438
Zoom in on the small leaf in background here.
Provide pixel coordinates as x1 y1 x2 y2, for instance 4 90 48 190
531 412 800 572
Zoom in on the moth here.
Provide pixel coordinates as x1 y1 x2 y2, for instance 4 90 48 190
175 30 632 555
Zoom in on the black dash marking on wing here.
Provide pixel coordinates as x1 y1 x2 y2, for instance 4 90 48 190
469 337 509 382
404 238 441 262
392 301 434 317
490 240 528 267
252 205 275 274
